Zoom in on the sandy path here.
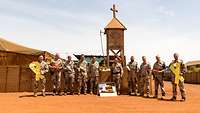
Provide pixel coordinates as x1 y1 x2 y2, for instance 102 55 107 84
0 82 199 113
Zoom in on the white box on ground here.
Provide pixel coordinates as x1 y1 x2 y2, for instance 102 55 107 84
98 82 117 97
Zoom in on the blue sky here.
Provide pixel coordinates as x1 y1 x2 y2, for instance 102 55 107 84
0 0 200 64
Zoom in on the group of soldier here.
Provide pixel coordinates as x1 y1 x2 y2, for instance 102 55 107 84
30 52 186 101
30 54 100 97
115 53 186 101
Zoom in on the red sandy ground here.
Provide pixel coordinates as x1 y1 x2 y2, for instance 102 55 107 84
0 82 199 113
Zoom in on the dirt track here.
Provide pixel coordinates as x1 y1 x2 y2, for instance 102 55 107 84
0 82 199 113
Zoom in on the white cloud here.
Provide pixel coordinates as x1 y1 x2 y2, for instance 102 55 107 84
158 6 175 16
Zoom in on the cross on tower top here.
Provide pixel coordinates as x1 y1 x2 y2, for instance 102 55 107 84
110 4 118 18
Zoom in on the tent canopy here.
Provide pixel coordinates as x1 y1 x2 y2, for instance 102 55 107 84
0 37 44 55
0 37 54 66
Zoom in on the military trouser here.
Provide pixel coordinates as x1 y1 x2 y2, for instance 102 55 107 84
52 71 62 94
154 75 165 97
172 79 186 99
64 73 75 94
112 74 121 94
128 77 137 94
77 72 88 94
33 77 46 95
90 76 100 94
139 76 150 96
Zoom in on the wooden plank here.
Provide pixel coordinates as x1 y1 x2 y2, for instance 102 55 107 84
0 66 7 92
198 72 200 84
185 73 190 83
6 66 20 92
19 66 33 92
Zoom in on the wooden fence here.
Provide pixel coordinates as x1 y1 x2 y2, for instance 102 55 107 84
183 72 200 84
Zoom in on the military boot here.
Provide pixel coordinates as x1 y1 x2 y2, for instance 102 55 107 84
34 92 37 97
42 91 46 97
170 96 176 101
52 89 56 96
181 97 186 101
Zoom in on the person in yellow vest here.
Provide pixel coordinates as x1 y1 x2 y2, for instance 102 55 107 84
169 53 187 101
29 55 49 97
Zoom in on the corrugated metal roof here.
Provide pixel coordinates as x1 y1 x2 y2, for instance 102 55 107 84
74 54 105 63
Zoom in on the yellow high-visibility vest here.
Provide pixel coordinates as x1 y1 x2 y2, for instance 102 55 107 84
29 61 44 81
169 62 184 84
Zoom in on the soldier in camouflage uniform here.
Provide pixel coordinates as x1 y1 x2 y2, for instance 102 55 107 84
63 56 75 95
152 55 166 99
139 56 151 98
111 58 123 95
88 57 99 95
127 56 138 96
50 53 63 96
77 54 88 95
169 53 187 101
30 55 49 97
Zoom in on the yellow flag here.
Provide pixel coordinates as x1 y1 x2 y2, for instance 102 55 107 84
29 61 44 81
169 62 184 84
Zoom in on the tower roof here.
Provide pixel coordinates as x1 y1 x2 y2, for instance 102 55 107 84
105 17 127 30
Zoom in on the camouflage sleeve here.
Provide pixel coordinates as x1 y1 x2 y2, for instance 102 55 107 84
88 64 92 74
62 62 66 70
181 61 187 74
126 62 130 71
136 62 139 72
45 62 49 73
152 63 156 72
120 64 124 77
152 63 156 76
148 63 151 75
57 59 63 70
163 62 166 69
139 64 142 74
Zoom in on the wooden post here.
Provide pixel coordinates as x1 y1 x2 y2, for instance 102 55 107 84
18 65 22 92
5 66 8 92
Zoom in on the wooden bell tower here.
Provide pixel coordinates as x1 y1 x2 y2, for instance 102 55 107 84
104 4 127 67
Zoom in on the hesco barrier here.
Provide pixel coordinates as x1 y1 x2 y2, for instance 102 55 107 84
0 66 199 93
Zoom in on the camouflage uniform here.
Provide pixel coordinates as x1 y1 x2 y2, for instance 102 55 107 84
169 60 186 100
88 61 99 94
51 59 63 95
111 62 123 94
63 60 75 94
77 60 88 94
127 61 138 95
32 61 49 96
152 61 166 97
139 62 151 97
